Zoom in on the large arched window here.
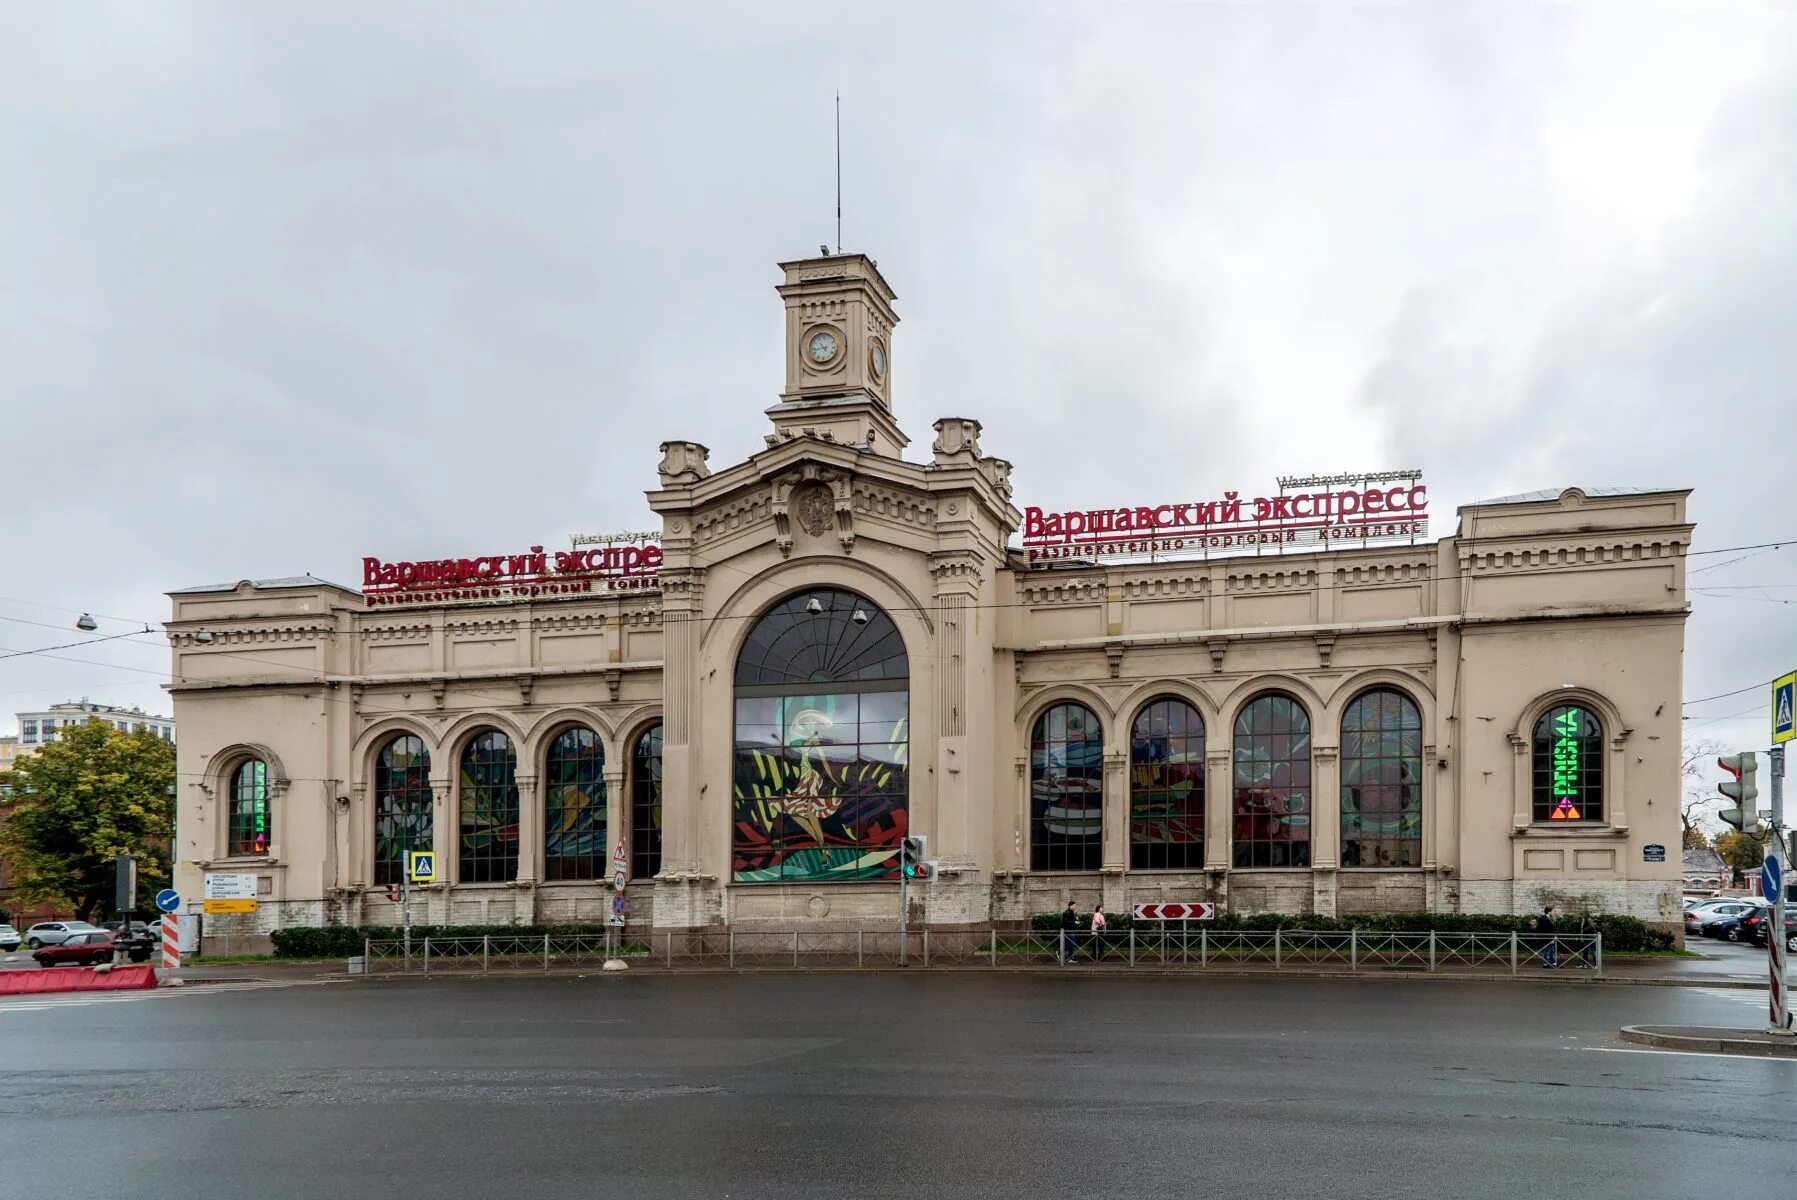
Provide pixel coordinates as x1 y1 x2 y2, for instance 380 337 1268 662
459 730 520 883
227 759 271 857
1340 688 1423 867
733 589 908 883
1532 704 1604 822
631 723 664 880
374 734 431 886
1031 702 1104 871
1233 693 1311 868
1129 698 1204 870
544 727 605 881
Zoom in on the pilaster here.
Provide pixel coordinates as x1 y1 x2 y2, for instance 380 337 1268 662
514 773 540 884
1311 745 1339 916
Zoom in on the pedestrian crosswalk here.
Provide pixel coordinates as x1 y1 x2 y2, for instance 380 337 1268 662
1685 985 1771 1012
0 978 319 1015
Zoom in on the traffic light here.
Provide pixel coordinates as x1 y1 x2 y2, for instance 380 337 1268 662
900 834 934 881
1717 752 1759 831
385 884 400 903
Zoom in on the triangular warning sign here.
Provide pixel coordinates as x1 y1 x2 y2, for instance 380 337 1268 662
1778 689 1793 728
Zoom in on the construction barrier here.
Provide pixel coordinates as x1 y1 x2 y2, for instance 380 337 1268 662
0 965 159 995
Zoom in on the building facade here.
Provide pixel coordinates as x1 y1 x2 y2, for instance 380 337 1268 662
166 252 1693 939
17 701 176 753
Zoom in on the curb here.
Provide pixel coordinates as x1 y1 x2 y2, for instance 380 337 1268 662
1619 1025 1797 1058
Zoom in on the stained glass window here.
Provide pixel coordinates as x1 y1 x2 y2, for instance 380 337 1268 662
1129 698 1204 870
227 759 271 857
459 730 519 883
374 734 431 886
1340 688 1422 867
733 590 908 883
632 723 664 880
1031 702 1103 871
1232 694 1312 868
544 727 605 881
1532 704 1603 822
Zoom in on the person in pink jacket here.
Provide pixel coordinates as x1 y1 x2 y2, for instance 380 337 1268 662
1089 905 1109 962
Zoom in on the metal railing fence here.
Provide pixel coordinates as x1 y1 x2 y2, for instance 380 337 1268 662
361 929 1601 976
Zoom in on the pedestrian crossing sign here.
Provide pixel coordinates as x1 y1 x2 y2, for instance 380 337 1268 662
1774 672 1796 745
409 851 437 882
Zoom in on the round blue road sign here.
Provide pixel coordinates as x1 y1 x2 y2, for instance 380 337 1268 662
155 888 181 913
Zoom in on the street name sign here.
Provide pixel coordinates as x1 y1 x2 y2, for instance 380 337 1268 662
1642 844 1666 863
1131 902 1216 921
409 851 438 883
203 873 256 901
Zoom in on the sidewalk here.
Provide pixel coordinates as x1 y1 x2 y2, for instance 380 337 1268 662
1620 1025 1797 1057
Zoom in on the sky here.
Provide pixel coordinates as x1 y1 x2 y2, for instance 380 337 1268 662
1 2 1792 814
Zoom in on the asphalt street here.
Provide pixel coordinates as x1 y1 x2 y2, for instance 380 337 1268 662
1 971 1791 1200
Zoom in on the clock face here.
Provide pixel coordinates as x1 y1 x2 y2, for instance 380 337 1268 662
807 330 839 364
870 340 887 378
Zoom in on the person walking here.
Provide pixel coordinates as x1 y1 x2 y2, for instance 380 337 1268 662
1089 905 1108 963
1535 905 1558 969
1060 901 1078 964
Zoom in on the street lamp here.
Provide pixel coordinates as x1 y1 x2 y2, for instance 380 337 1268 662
76 614 98 632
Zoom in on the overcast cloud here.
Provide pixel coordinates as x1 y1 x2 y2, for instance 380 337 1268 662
1 2 1791 799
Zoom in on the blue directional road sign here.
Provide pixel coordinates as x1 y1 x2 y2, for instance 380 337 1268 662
1763 856 1782 902
154 888 181 914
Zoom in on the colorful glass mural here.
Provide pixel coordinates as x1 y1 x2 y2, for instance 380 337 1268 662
459 730 520 883
733 590 908 883
1532 704 1603 822
1233 693 1312 867
1340 688 1422 867
631 723 663 880
374 734 431 885
1031 702 1104 871
544 727 605 881
228 758 271 857
1129 698 1204 870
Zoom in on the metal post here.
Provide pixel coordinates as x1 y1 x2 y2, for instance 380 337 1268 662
1200 926 1208 968
1768 746 1790 1033
1510 931 1518 975
728 930 735 969
792 930 799 968
665 932 673 968
990 928 997 968
364 936 371 973
1350 928 1358 970
483 934 490 973
1275 928 1282 970
422 936 430 974
899 858 909 967
923 928 930 967
1428 930 1437 973
1594 932 1603 976
543 933 550 971
857 930 864 968
1129 928 1136 967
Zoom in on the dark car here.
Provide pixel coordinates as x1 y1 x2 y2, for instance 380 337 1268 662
1694 901 1766 940
1749 914 1797 953
32 930 117 967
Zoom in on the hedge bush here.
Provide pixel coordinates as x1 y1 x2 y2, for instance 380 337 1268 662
1027 910 1672 952
271 922 618 959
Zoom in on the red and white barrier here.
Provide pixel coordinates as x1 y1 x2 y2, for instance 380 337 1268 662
1131 902 1216 921
0 965 158 995
161 912 180 969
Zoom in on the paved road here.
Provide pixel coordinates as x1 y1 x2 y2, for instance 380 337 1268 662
1 974 1790 1200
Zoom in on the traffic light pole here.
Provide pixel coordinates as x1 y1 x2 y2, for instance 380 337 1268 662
1769 746 1789 1034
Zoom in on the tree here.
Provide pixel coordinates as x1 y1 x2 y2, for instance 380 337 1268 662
1680 736 1725 845
0 719 174 920
1713 829 1767 884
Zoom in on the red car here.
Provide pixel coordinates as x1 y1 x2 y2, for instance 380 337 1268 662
32 930 117 967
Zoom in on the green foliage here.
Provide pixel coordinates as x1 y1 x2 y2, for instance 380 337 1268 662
0 720 174 921
1682 825 1710 850
1713 830 1766 878
1028 909 1672 952
272 922 624 959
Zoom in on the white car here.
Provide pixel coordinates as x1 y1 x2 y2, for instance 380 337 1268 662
22 921 102 949
0 924 19 951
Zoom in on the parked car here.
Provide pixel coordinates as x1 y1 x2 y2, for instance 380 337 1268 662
1692 900 1768 940
1684 900 1747 936
1749 914 1797 953
0 924 19 952
32 931 116 967
23 920 103 949
102 920 157 958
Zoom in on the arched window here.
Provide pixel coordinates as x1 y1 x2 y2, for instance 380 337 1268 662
1233 693 1311 868
631 723 664 880
1031 702 1103 871
227 759 271 857
544 727 604 881
1532 704 1604 822
459 730 519 883
374 734 431 886
733 589 908 882
1340 688 1423 867
1129 698 1204 870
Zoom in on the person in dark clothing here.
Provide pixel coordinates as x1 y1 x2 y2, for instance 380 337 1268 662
1060 901 1078 964
1535 905 1557 968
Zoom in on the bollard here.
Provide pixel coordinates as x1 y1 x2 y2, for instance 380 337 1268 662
666 932 674 968
728 931 735 969
1429 930 1437 973
1129 928 1136 967
483 935 490 973
1350 928 1358 970
857 930 864 968
543 934 550 971
1595 932 1603 975
422 936 431 974
364 936 371 974
1200 926 1208 968
1510 931 1518 975
923 928 931 967
1275 928 1282 970
990 929 998 968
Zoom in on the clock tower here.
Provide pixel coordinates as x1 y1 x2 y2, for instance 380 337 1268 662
767 251 907 457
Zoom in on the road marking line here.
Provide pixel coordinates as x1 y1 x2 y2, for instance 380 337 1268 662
1583 1047 1797 1063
